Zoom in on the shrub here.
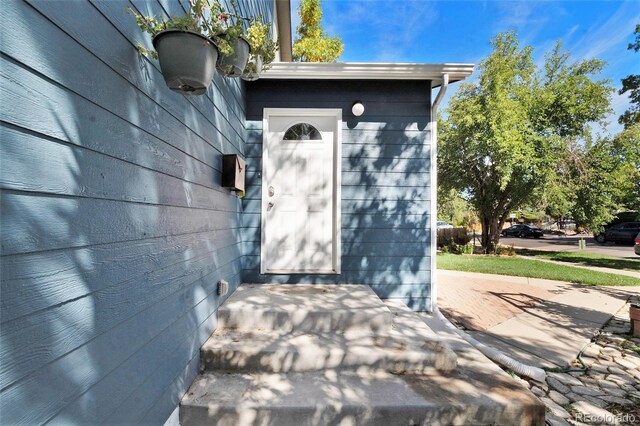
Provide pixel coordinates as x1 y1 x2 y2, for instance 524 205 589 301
459 243 475 255
495 244 516 256
442 242 474 255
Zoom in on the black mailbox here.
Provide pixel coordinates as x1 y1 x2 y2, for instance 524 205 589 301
221 154 245 193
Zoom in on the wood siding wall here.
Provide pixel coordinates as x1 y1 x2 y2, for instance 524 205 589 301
0 1 271 424
243 79 433 310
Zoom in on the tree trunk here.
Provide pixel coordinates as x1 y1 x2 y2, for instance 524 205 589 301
480 215 496 253
480 210 509 253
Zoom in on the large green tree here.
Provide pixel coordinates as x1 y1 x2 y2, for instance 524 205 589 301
439 32 612 252
292 0 343 62
619 24 640 128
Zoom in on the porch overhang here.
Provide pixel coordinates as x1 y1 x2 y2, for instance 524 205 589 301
260 62 475 87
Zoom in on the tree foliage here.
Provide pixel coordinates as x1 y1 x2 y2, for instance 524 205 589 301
571 124 640 231
619 24 640 128
439 32 613 252
537 141 582 221
292 0 343 62
438 188 479 228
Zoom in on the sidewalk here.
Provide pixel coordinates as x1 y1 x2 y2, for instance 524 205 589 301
437 269 640 424
518 256 640 279
437 270 640 368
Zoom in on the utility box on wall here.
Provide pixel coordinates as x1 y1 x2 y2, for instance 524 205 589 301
221 154 245 193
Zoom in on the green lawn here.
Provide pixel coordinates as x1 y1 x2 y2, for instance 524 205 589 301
516 249 640 272
437 253 640 286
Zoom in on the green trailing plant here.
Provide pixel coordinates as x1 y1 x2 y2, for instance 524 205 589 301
243 18 278 77
128 0 225 59
128 0 276 70
210 1 246 58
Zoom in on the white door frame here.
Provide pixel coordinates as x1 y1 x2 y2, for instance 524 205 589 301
261 108 342 274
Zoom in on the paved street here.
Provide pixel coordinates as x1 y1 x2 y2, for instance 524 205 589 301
497 234 637 258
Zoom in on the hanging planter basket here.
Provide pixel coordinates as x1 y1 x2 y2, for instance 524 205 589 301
217 36 251 78
152 30 218 95
241 55 263 81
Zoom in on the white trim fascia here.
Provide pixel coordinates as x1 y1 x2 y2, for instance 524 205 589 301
333 110 342 274
261 108 342 275
261 62 474 86
260 112 270 275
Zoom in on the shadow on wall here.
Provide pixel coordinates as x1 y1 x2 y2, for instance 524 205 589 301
343 121 431 302
242 107 433 309
0 0 246 424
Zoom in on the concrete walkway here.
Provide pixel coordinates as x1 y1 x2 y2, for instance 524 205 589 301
518 256 640 279
508 235 635 258
438 270 640 368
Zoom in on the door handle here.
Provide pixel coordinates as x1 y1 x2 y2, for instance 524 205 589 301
267 202 274 211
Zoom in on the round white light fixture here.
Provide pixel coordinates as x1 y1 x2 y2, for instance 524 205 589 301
352 101 365 117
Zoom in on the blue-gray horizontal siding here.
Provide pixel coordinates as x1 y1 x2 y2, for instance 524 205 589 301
243 79 433 310
0 0 271 424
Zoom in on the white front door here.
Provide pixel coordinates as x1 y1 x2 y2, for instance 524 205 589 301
261 109 341 274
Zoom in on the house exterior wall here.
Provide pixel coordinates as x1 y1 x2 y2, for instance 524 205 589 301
0 1 271 424
243 79 433 311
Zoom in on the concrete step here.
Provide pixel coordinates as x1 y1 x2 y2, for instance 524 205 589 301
217 284 393 333
180 369 544 426
201 328 457 373
181 286 544 425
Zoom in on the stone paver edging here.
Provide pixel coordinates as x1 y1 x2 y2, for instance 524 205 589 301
515 296 640 425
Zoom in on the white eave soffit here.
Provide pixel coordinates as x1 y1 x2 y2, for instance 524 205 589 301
261 62 475 86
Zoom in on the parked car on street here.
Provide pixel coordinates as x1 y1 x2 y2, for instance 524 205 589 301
501 224 543 238
604 211 640 228
595 222 640 244
635 232 640 256
437 221 454 229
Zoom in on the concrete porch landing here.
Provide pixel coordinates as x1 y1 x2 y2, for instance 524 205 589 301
217 284 394 333
180 284 544 425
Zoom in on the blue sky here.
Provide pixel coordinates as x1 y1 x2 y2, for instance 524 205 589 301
290 0 639 137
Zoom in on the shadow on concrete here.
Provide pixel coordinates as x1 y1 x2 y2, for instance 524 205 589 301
469 287 635 367
180 286 544 425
